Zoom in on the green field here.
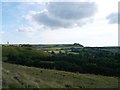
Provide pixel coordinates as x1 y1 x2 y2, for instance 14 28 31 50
2 62 118 88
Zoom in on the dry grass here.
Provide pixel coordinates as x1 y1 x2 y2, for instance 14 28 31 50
2 62 118 88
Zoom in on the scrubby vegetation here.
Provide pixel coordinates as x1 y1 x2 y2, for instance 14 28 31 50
2 45 120 76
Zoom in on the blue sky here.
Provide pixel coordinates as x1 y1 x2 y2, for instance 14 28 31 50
1 0 119 46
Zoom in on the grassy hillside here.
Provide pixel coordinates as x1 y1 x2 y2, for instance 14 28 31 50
2 62 118 88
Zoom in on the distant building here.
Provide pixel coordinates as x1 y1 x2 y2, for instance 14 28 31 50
6 42 9 46
7 42 9 45
53 51 60 54
47 50 66 54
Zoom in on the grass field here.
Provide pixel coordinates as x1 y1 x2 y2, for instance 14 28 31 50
2 62 118 88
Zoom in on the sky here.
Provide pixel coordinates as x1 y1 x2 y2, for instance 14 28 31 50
0 0 119 46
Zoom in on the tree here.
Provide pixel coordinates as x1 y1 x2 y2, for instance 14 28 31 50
73 43 83 47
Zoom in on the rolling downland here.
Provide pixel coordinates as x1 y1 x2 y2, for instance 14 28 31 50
2 62 118 88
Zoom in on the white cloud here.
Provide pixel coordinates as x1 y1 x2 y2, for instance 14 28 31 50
29 2 97 29
17 26 35 32
106 12 119 24
38 21 118 46
14 0 118 46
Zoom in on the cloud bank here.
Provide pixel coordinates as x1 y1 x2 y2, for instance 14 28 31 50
106 12 119 24
29 2 97 29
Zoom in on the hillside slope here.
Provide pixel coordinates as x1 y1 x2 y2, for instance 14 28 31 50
2 63 118 88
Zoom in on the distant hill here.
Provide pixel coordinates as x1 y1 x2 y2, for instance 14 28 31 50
2 63 118 88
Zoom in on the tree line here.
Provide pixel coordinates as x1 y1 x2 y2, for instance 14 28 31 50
2 46 120 76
